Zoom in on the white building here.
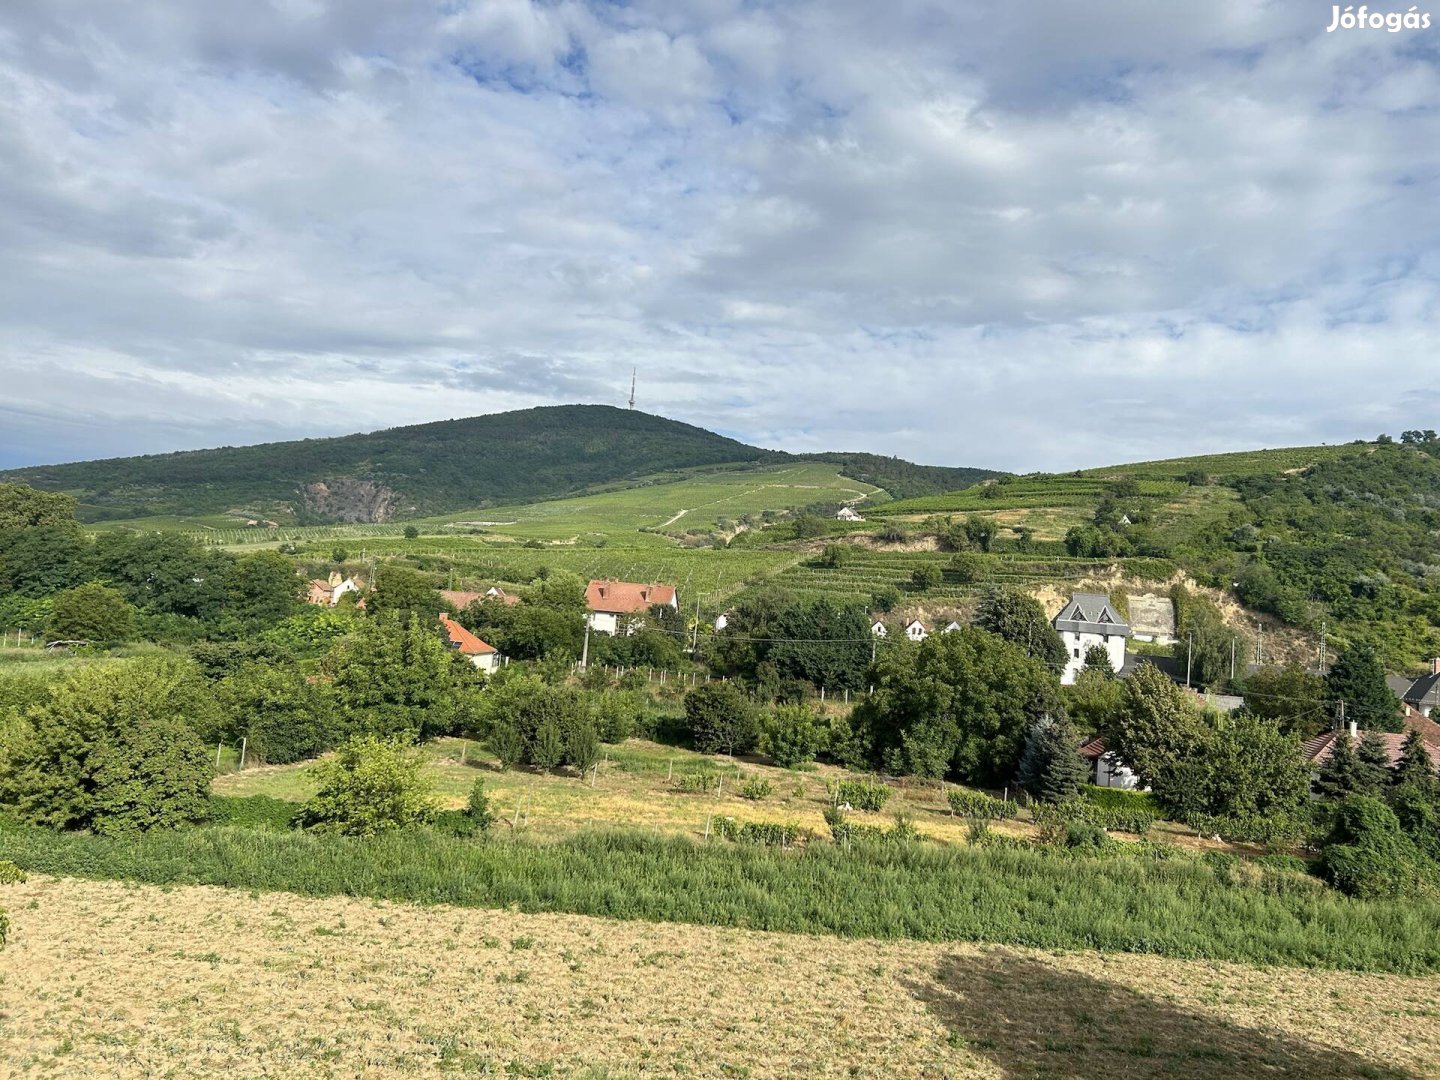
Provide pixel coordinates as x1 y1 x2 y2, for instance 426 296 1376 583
306 572 362 607
439 613 501 674
904 618 928 642
870 620 888 638
584 579 678 636
1053 592 1129 685
1078 737 1142 789
836 506 865 522
942 620 962 633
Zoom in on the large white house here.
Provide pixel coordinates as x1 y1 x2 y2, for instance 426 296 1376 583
584 579 679 636
1053 592 1129 685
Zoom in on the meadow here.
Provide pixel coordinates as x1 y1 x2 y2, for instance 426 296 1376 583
4 876 1433 1079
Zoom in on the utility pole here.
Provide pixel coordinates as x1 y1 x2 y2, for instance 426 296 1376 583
690 592 701 653
1230 636 1236 683
628 368 636 410
1318 619 1327 677
580 620 590 670
1185 632 1193 688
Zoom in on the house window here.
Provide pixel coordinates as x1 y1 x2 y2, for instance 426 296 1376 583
1072 648 1080 659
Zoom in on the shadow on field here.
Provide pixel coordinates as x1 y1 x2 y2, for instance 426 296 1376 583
905 951 1412 1079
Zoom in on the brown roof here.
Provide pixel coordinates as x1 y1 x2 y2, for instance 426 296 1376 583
585 579 677 614
1077 736 1107 760
438 613 496 656
442 588 520 610
1301 726 1440 770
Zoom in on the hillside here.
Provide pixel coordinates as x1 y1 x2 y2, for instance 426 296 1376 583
0 406 999 525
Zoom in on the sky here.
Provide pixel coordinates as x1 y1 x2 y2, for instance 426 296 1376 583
1 1 1437 473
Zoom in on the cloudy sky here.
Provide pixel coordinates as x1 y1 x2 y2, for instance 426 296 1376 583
1 1 1437 472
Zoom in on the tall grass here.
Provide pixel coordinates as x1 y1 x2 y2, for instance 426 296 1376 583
3 822 1438 974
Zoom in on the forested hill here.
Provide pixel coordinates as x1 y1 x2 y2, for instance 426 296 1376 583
0 405 1001 524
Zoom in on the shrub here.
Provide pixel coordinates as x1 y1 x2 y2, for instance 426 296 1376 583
1032 796 1154 838
45 582 136 644
1 662 215 836
206 795 298 831
947 789 1018 820
715 817 807 847
1079 786 1164 817
673 771 714 794
760 703 826 768
219 663 338 765
1320 796 1439 899
1185 812 1303 846
299 736 438 837
739 778 774 801
591 691 639 743
683 683 758 756
830 778 892 812
467 778 497 832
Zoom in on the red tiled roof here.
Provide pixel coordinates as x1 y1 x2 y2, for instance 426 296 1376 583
1301 728 1440 770
585 579 677 614
1077 736 1107 760
438 613 496 656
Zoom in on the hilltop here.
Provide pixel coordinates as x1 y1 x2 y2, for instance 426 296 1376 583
0 405 999 525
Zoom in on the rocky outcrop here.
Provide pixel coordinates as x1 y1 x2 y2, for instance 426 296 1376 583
299 479 401 523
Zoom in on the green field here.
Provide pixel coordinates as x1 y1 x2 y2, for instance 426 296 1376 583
1080 444 1362 479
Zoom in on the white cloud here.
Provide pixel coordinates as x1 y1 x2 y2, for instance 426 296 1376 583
0 0 1436 472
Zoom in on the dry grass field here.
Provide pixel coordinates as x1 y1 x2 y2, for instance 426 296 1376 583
2 876 1437 1079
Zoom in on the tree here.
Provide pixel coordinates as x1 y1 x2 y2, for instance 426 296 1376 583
331 546 348 564
1392 728 1439 796
403 526 420 540
963 517 996 553
1174 588 1244 690
1106 662 1209 791
44 583 136 644
768 597 872 692
947 552 981 584
854 627 1063 783
1325 644 1400 733
683 682 758 756
1016 714 1088 803
225 550 304 626
819 543 850 569
1356 732 1394 794
910 564 941 592
1164 712 1310 825
973 586 1067 675
1313 731 1387 800
365 565 442 624
299 736 438 836
0 483 77 529
466 777 497 831
324 612 469 740
760 703 827 768
2 662 215 835
1080 644 1113 677
1063 665 1127 736
218 663 338 765
1242 664 1327 737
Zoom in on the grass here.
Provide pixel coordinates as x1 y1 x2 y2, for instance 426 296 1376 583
215 737 1008 845
3 877 1431 1078
4 820 1440 974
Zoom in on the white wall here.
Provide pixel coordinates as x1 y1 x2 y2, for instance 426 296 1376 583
1060 630 1126 685
587 611 620 636
1094 751 1140 790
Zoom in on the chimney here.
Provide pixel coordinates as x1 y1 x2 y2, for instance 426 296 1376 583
1348 720 1358 740
1432 657 1440 675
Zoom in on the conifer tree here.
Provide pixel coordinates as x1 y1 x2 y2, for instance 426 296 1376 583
1391 728 1439 796
1016 714 1088 804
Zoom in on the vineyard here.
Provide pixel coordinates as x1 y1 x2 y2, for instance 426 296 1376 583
1080 444 1361 480
869 477 1184 517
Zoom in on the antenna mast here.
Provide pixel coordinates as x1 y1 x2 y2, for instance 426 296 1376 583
628 368 636 410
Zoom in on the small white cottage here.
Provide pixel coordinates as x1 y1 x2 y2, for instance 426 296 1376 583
1053 592 1129 685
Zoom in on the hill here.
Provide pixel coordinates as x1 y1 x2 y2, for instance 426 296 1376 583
0 406 999 525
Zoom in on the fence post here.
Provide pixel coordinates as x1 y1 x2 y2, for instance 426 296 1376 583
239 737 247 769
216 741 224 769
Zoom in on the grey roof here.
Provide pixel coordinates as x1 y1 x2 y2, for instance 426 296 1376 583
1403 672 1440 707
1054 592 1131 636
1387 675 1416 697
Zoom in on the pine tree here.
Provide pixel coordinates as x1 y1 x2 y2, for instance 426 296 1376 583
1016 714 1088 804
1325 644 1401 732
1314 732 1362 801
1355 732 1392 796
1391 728 1439 796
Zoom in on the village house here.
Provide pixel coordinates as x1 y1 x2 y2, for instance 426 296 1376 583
306 571 362 607
942 620 963 633
440 586 521 611
584 579 678 636
1054 592 1130 685
870 620 888 638
438 612 501 673
1302 716 1440 778
904 618 928 642
1394 659 1440 717
835 506 865 522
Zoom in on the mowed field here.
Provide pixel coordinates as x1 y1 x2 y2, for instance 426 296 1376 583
3 875 1436 1079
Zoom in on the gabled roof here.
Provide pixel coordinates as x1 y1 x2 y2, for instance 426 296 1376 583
1077 736 1108 760
1054 592 1131 636
1402 672 1440 708
585 579 677 614
438 613 497 656
1301 722 1440 769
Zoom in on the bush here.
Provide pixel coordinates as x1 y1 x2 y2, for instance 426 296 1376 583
1 662 215 836
219 663 338 765
299 736 438 837
1032 796 1154 838
206 795 298 831
739 778 774 801
714 817 806 847
673 771 714 794
1320 796 1439 899
830 778 892 812
760 703 826 768
1185 812 1304 847
467 778 497 832
683 683 758 756
947 789 1018 820
591 691 640 743
1079 786 1164 817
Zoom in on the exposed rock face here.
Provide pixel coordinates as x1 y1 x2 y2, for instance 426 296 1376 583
300 479 401 523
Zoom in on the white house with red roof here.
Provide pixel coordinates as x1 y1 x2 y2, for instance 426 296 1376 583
307 572 363 607
438 612 501 673
584 579 678 636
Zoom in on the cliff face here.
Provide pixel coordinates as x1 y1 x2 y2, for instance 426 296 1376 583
300 479 401 523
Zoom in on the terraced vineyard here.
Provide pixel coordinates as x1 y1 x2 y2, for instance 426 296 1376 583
1080 444 1362 479
758 549 1162 606
870 477 1184 517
